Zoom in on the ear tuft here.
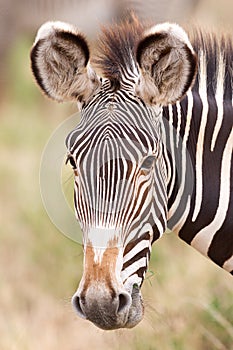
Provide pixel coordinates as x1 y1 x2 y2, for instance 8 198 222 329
30 21 99 103
136 23 197 105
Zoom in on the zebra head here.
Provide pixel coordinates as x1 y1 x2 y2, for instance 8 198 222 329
31 17 197 329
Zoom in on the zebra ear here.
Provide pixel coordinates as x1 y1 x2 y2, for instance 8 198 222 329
136 23 197 105
30 21 100 103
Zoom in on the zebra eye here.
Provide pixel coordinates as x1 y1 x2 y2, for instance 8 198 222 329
140 155 156 170
66 154 77 169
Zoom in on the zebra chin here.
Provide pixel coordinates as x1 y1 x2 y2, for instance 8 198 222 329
71 285 144 330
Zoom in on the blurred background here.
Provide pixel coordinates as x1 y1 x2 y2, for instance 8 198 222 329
0 1 232 349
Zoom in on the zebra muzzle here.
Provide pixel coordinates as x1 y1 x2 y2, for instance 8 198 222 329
72 283 144 330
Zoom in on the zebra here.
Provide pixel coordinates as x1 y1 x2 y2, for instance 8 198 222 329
30 15 233 330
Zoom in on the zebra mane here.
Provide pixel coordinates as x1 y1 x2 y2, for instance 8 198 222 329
189 29 233 99
93 14 145 87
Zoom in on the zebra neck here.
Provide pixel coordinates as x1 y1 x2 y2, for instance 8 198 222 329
161 71 233 271
161 90 195 233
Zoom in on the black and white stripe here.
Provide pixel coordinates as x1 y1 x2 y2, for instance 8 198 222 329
66 79 167 286
66 26 232 281
163 35 233 273
31 15 233 330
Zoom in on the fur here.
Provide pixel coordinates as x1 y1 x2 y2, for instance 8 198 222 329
135 25 197 105
31 15 232 107
94 17 197 104
30 21 100 102
189 29 233 100
93 14 145 87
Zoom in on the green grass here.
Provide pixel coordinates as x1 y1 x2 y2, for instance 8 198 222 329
0 30 232 350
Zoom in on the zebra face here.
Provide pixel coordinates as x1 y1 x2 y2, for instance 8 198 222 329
30 16 197 329
66 95 167 329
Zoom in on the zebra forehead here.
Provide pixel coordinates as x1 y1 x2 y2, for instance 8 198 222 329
66 86 161 150
66 120 158 155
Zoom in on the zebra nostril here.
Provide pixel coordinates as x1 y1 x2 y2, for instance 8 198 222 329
72 294 86 319
117 292 132 314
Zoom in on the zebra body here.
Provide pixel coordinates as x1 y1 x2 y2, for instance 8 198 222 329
30 16 233 330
